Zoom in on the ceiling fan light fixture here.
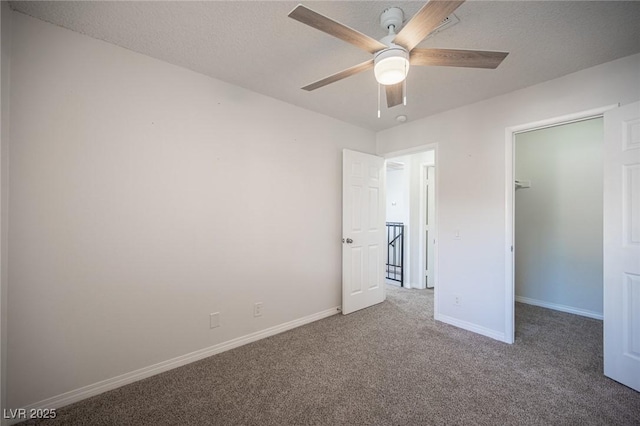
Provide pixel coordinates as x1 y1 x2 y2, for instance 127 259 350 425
374 47 410 85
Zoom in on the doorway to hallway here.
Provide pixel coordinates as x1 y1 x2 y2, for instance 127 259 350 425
385 149 435 290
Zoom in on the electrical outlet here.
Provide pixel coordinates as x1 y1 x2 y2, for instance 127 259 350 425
254 302 263 317
453 295 461 306
209 312 220 329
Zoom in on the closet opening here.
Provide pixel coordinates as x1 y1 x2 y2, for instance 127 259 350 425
512 116 604 338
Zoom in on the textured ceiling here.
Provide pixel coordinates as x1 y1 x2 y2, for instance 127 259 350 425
10 1 640 131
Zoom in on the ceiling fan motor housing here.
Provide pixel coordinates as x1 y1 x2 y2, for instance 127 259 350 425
380 7 405 32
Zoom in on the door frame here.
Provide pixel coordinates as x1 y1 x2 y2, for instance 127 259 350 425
420 164 435 290
503 104 618 344
382 143 438 315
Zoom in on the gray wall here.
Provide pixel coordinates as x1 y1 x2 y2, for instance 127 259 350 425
385 167 408 224
515 118 603 317
1 0 12 416
7 12 375 408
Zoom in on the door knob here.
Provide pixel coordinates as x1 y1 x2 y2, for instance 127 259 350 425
345 238 353 244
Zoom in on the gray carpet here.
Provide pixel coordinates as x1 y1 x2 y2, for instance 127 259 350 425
22 285 640 425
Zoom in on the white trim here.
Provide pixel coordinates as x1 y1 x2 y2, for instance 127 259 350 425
432 148 439 320
504 127 515 344
504 104 618 344
418 165 426 290
419 164 435 290
515 296 603 320
11 307 340 423
507 104 619 134
435 313 507 343
380 143 436 159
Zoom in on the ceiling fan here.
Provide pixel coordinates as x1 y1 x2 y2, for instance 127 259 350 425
288 1 508 112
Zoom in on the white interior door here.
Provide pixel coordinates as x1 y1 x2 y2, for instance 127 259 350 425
603 101 640 392
342 149 385 315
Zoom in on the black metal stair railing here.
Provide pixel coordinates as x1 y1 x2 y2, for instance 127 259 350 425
386 222 404 285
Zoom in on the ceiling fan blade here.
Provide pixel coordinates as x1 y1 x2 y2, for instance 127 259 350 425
385 83 404 108
393 1 465 51
289 5 387 54
302 60 374 91
411 48 508 69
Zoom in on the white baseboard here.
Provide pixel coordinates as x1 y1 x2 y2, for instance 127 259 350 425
435 313 507 343
12 306 340 424
515 296 603 320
